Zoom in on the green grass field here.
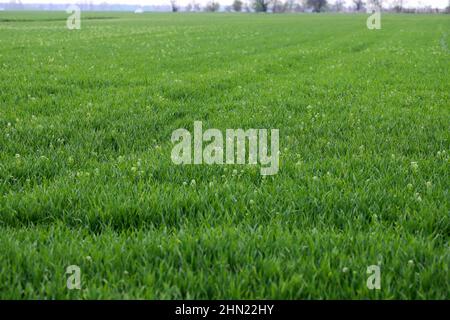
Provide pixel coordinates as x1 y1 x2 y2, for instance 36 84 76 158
0 11 449 299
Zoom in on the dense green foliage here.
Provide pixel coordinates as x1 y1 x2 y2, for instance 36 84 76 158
0 12 448 299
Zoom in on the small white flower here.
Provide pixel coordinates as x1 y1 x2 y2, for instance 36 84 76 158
190 179 196 186
410 161 419 171
342 267 349 273
407 183 413 190
408 260 414 266
426 181 432 189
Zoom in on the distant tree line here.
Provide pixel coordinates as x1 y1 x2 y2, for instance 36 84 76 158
2 0 448 13
176 0 450 13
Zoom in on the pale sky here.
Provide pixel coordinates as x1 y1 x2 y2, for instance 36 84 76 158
10 0 450 9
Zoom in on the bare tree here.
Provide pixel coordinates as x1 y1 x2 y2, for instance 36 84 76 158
187 1 201 11
306 0 327 12
284 0 298 12
232 0 243 11
392 0 404 12
205 1 220 11
293 0 307 11
170 0 179 12
273 0 288 12
332 0 345 11
367 0 382 9
253 0 272 12
353 0 365 11
252 0 271 12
